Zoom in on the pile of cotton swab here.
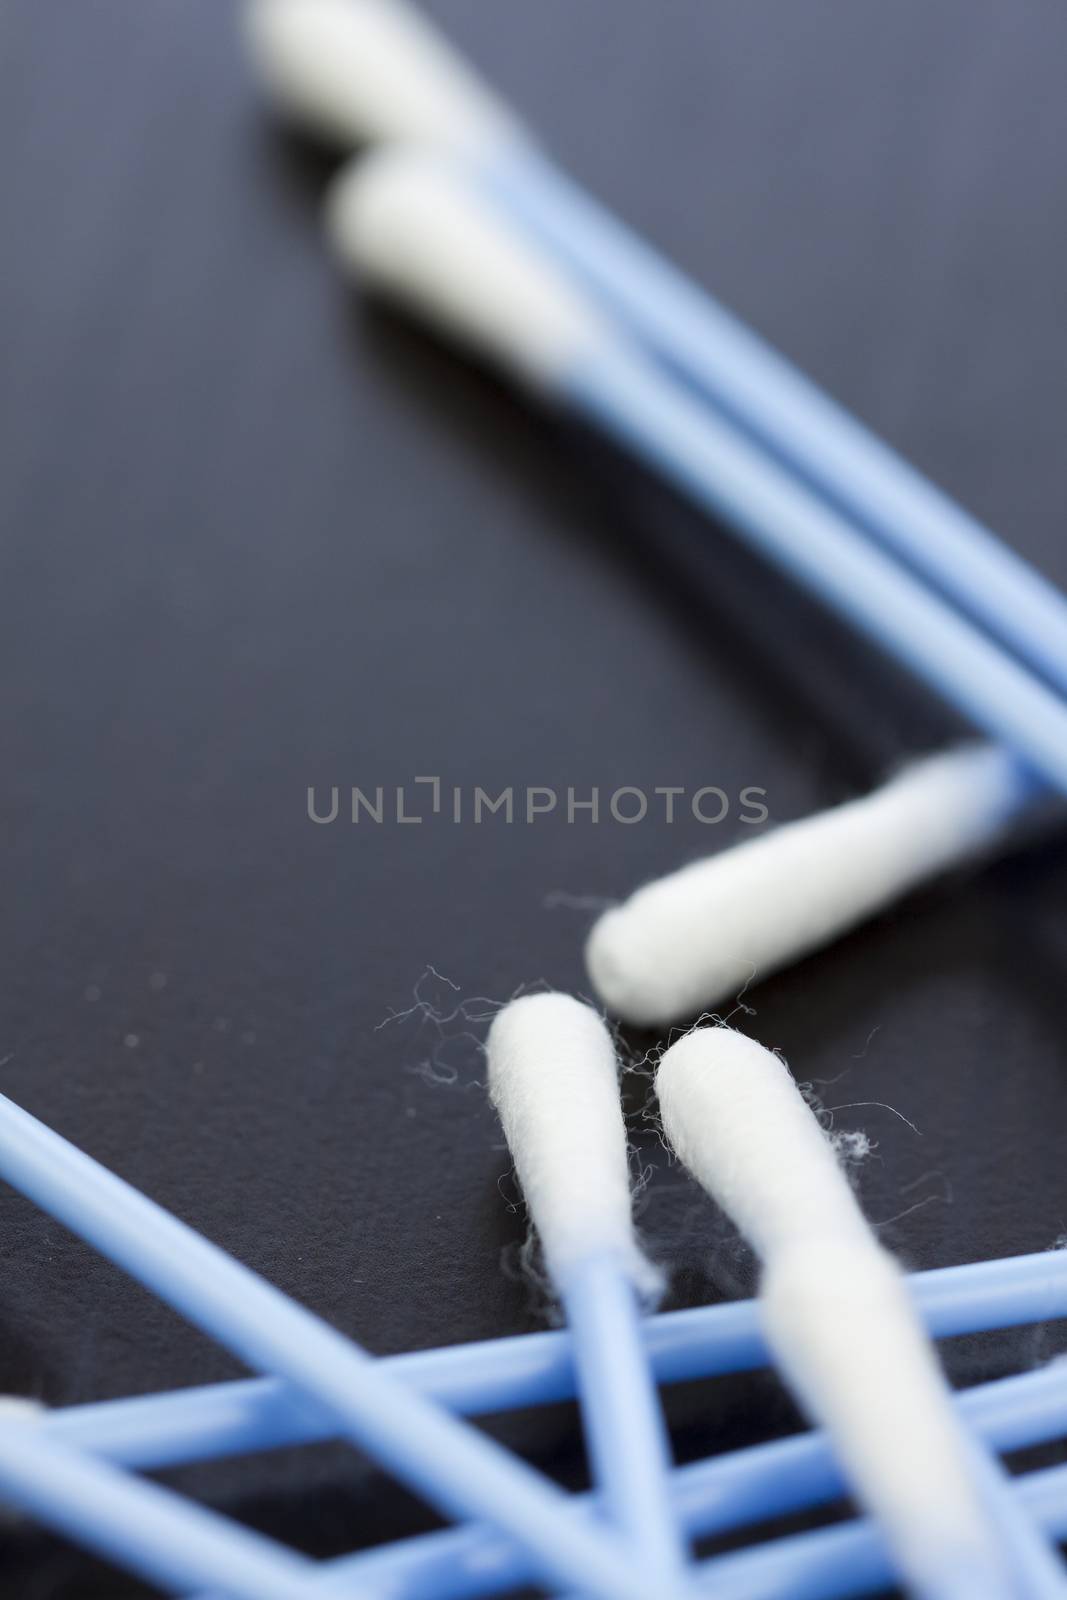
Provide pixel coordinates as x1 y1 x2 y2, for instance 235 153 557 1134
249 0 1067 1022
247 0 1067 705
6 3 1066 1597
3 1072 1067 1596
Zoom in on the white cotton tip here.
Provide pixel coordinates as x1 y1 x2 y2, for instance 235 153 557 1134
656 1026 869 1260
244 0 523 153
587 743 1029 1026
487 994 660 1300
657 1027 1009 1591
325 149 611 392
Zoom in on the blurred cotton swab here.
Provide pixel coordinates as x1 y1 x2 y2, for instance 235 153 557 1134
245 0 524 154
486 993 689 1588
32 1360 1067 1600
657 1026 1066 1600
325 153 1067 801
0 1093 662 1600
245 0 1067 700
586 741 1040 1026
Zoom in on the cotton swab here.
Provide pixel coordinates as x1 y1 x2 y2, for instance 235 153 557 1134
245 0 525 155
325 153 1067 801
586 741 1040 1026
245 0 1067 700
36 1246 1067 1470
0 1406 358 1600
27 1361 1067 1600
0 1093 662 1600
485 993 688 1587
657 1026 1065 1600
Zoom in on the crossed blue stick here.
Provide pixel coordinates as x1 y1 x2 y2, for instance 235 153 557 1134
0 1090 1064 1599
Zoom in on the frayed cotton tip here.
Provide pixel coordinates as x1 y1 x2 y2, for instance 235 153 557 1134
487 994 661 1303
656 1026 870 1259
588 743 1033 1026
325 149 611 392
656 1026 1014 1594
244 0 522 153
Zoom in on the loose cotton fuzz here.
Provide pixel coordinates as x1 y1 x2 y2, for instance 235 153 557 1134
588 743 1032 1026
486 994 660 1301
657 1027 1011 1595
244 0 522 153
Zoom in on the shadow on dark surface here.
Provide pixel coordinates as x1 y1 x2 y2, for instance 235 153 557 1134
351 298 966 791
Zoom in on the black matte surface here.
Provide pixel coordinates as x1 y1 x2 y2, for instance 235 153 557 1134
2 2 1067 1593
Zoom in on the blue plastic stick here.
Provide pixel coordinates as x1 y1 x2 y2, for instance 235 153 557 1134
182 1362 1067 1600
0 1411 356 1600
40 1249 1067 1470
560 1254 688 1581
11 1363 1063 1600
0 1092 658 1600
562 339 1067 798
488 149 1067 700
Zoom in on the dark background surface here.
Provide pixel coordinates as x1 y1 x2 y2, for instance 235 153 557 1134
2 1 1067 1593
